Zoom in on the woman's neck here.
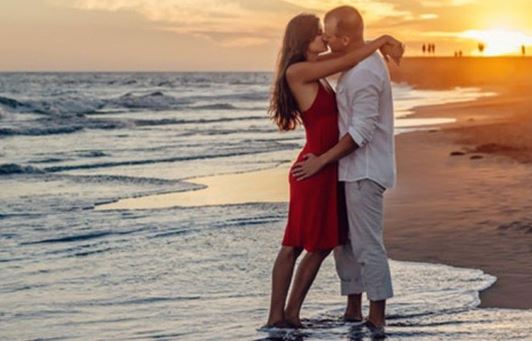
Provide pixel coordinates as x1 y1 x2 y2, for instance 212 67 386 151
306 51 319 62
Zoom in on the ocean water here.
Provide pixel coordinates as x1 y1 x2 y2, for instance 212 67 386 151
1 72 530 340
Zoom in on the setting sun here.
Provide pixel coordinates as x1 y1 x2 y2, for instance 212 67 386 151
460 29 532 56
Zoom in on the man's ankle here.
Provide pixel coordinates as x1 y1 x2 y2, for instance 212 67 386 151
366 316 385 328
367 299 386 327
344 308 363 321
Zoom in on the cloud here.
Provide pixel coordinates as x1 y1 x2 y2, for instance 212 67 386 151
420 0 477 7
419 13 439 20
282 0 414 23
51 0 301 47
51 0 417 47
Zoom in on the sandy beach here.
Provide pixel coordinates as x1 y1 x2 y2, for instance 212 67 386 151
98 57 532 309
386 57 532 309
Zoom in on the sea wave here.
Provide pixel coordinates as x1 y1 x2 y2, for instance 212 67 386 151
0 118 123 137
0 109 267 137
0 125 85 136
131 115 265 127
106 91 190 110
0 95 31 110
0 163 44 175
189 103 238 110
0 90 267 118
0 94 105 116
41 146 293 173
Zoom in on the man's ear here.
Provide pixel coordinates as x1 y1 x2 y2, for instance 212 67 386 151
341 36 351 47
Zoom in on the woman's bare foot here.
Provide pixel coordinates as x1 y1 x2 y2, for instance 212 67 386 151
262 320 291 329
284 316 304 328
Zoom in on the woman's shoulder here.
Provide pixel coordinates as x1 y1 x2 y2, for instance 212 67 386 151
285 62 307 83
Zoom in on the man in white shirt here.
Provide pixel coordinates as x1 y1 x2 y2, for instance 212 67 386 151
291 5 400 335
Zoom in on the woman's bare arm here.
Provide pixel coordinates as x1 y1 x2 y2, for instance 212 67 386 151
318 43 405 64
316 52 344 62
286 35 401 84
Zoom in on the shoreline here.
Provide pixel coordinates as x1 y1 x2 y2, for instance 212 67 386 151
385 128 532 310
98 58 532 310
98 123 532 310
386 58 532 309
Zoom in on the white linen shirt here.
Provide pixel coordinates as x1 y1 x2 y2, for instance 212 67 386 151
336 52 396 189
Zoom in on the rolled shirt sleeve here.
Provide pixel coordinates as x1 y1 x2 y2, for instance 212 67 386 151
346 69 383 148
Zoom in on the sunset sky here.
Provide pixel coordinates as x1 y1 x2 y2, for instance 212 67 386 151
1 0 531 71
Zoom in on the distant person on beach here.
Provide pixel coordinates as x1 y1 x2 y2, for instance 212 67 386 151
422 44 426 54
264 10 403 332
522 45 526 56
292 5 400 337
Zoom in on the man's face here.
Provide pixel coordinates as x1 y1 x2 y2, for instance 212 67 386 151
323 18 347 53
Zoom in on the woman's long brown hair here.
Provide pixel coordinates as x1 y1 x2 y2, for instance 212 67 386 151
268 14 320 131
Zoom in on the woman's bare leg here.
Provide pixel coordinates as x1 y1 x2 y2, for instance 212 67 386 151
284 249 332 327
265 246 303 327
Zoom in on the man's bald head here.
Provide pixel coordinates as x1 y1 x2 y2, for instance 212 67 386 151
324 6 364 40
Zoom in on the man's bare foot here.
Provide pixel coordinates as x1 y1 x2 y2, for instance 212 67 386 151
364 319 386 339
342 314 364 322
365 316 385 328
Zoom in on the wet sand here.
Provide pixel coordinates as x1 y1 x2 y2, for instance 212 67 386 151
386 57 532 309
96 167 289 209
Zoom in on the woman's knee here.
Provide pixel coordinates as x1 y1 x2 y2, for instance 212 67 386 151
307 249 332 259
279 246 303 259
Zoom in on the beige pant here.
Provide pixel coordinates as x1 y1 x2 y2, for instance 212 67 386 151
334 179 394 301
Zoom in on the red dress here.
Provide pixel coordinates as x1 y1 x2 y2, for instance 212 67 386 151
282 81 348 252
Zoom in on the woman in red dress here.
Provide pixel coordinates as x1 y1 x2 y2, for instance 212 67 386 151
264 14 401 328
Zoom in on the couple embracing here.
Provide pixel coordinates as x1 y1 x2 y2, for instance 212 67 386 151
265 5 403 336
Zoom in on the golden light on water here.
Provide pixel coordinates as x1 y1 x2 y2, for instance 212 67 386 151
460 29 532 56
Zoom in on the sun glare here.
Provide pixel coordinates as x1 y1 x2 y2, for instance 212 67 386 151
460 29 532 56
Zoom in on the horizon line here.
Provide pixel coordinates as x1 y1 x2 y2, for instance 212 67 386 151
1 56 530 73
